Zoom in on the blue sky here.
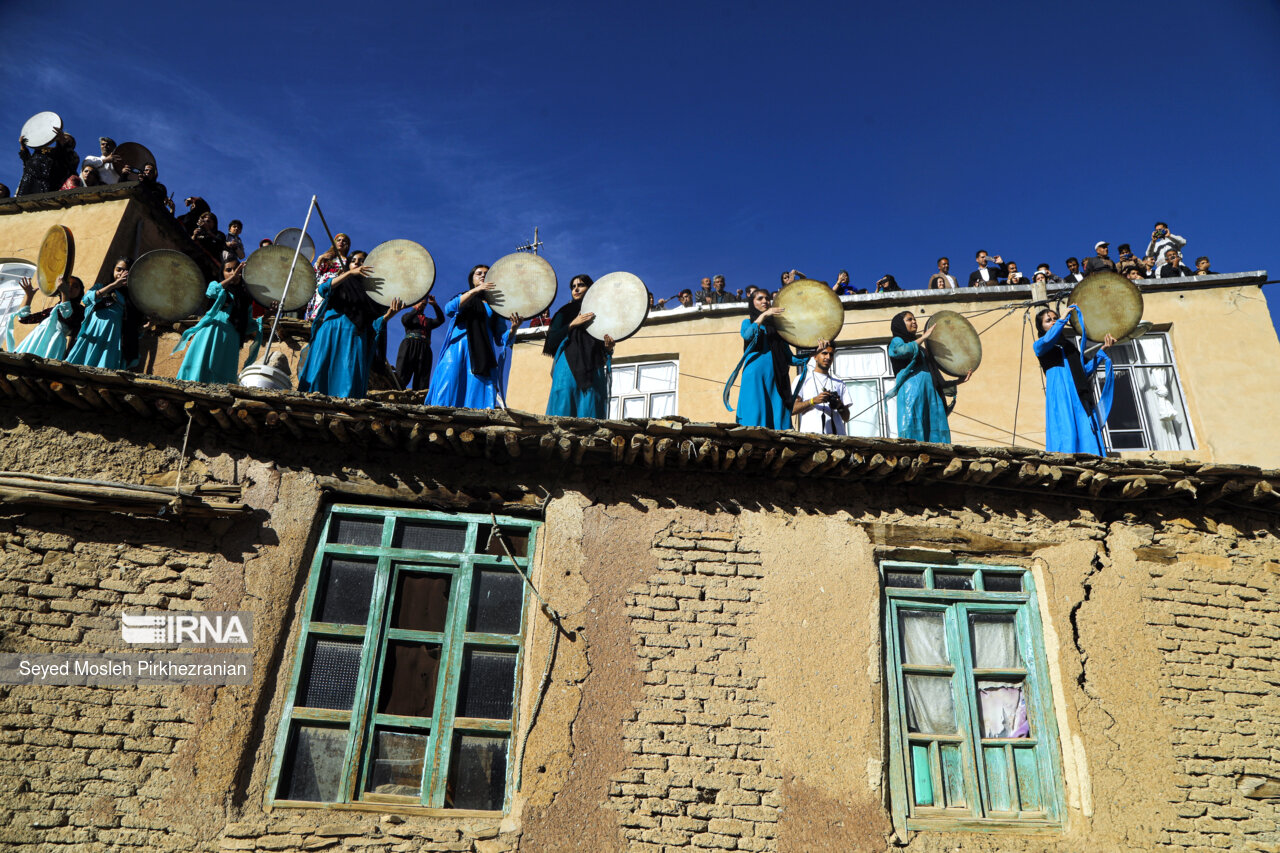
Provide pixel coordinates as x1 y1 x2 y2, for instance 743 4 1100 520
3 0 1278 367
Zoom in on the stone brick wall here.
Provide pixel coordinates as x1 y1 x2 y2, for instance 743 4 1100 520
1144 529 1280 851
610 523 781 851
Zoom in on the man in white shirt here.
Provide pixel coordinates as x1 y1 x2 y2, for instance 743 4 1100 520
1146 222 1187 265
792 340 852 435
81 137 121 184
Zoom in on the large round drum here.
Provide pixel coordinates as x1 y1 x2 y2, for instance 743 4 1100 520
274 227 316 263
1068 272 1143 343
923 310 982 376
36 225 74 296
113 142 156 173
128 250 207 321
244 245 317 312
363 239 435 306
485 252 557 319
579 271 650 343
772 279 844 347
21 112 61 148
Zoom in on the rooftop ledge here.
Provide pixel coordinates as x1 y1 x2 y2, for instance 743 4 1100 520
1 350 1277 515
515 271 1269 339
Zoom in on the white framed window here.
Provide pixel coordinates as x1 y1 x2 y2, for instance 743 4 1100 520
1095 332 1194 452
609 360 678 419
0 263 35 346
832 346 898 439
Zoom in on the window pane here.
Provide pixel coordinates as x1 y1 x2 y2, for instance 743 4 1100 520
446 735 508 810
934 572 973 590
1107 342 1137 365
637 362 676 392
392 572 451 633
364 729 427 797
468 571 524 635
378 642 442 718
622 396 645 418
393 520 467 553
1135 335 1170 364
940 743 967 808
316 558 377 625
983 573 1023 593
299 638 362 710
1132 366 1193 451
612 366 636 394
970 613 1021 668
904 675 956 734
328 516 383 546
457 648 517 719
280 724 347 802
835 348 886 378
475 526 530 558
977 681 1030 738
1106 370 1143 436
648 392 676 418
899 611 948 665
844 379 882 438
608 397 620 419
885 571 925 588
911 744 934 806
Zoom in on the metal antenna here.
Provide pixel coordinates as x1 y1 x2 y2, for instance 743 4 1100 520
515 226 543 255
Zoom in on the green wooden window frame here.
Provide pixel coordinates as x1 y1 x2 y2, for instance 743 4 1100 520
882 561 1066 835
267 505 539 814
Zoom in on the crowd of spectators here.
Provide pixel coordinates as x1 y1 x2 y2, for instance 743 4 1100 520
650 221 1217 312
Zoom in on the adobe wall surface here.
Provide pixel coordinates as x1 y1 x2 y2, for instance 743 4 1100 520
0 404 1277 852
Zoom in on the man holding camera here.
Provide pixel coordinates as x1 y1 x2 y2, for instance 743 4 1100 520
1146 222 1187 266
792 340 852 435
968 250 1006 287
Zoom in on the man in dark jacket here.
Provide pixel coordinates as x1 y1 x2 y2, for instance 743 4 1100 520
1083 242 1116 277
968 250 1006 287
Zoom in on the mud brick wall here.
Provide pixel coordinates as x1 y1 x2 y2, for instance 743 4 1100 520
610 523 781 852
1142 523 1280 852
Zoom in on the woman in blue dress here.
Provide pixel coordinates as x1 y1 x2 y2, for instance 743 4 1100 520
725 289 805 430
67 258 132 369
298 252 403 398
6 274 83 359
427 264 522 409
544 274 615 418
1033 306 1115 454
886 311 970 442
172 259 262 384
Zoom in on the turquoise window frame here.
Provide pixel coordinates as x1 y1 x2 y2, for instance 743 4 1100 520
882 561 1066 835
267 504 539 814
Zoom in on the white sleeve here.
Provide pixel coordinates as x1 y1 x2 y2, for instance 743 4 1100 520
1170 233 1187 249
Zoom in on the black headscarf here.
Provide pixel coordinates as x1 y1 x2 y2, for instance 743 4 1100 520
326 258 383 335
460 264 499 376
1035 308 1095 409
890 311 948 395
544 275 606 390
747 299 794 407
225 278 254 341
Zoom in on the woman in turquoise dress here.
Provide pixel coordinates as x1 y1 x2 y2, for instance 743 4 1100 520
172 259 263 384
67 258 132 369
724 289 805 430
5 274 83 359
1033 306 1115 454
427 264 522 409
544 274 615 417
298 252 402 399
886 311 969 442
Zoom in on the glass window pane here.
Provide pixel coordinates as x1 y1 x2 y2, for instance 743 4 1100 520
637 362 676 392
364 729 427 797
392 572 451 633
622 396 645 418
446 734 508 810
885 571 925 588
970 613 1021 668
934 572 973 590
1133 366 1193 451
977 681 1030 738
378 642 442 718
835 348 886 378
475 526 530 558
1106 370 1143 434
393 520 467 553
280 724 347 802
648 392 676 418
608 397 620 419
983 573 1023 593
843 379 882 438
1135 335 1170 364
316 558 376 625
900 611 948 666
904 674 956 734
1107 342 1137 365
299 638 362 710
457 648 517 719
328 516 383 546
468 570 524 635
612 366 636 394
